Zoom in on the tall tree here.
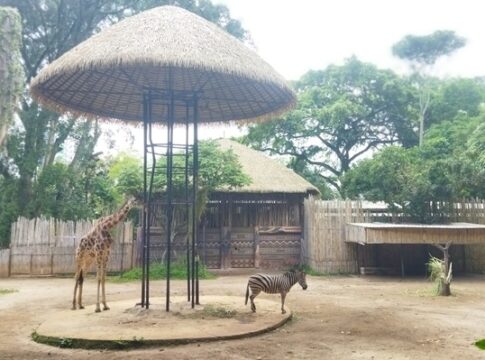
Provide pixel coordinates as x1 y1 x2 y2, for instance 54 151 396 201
392 30 466 145
427 78 484 126
342 110 485 222
242 57 416 193
0 7 23 149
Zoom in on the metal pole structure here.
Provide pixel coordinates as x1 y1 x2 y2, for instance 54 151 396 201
140 91 148 308
139 87 200 311
166 72 175 312
146 90 155 309
191 95 199 308
185 104 191 302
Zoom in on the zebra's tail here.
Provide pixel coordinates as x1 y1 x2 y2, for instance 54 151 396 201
245 282 250 305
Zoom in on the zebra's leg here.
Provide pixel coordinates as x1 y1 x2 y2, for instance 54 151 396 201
250 288 260 312
280 291 287 314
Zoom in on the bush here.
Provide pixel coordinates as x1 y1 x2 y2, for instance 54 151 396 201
113 260 215 282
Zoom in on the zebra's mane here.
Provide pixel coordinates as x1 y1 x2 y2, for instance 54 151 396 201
283 269 297 277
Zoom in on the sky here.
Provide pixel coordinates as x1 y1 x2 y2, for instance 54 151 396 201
216 0 485 80
99 0 485 156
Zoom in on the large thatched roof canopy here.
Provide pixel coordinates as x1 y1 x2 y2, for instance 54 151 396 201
30 6 296 124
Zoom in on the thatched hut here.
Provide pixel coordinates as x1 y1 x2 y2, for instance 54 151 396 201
145 139 319 270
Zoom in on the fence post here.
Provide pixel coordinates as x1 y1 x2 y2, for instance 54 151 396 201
7 250 12 277
50 253 54 275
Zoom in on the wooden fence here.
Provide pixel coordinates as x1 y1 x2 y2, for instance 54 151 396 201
303 198 485 274
303 199 368 273
0 217 134 277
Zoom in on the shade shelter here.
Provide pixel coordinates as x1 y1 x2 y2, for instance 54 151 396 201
30 6 295 311
346 222 485 276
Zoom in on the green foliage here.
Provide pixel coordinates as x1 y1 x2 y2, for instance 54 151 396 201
341 145 454 222
427 256 443 281
113 260 215 282
427 79 484 126
243 57 417 194
152 140 250 193
0 288 17 295
476 339 485 350
427 256 444 294
342 110 485 222
108 153 143 200
392 30 466 66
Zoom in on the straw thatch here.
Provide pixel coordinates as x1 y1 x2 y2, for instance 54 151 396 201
30 6 296 124
216 139 319 195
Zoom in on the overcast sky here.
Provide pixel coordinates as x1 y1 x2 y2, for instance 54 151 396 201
216 0 485 80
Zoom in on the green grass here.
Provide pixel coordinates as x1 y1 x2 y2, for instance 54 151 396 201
301 265 350 277
476 339 485 350
202 304 237 318
109 260 216 283
0 289 17 295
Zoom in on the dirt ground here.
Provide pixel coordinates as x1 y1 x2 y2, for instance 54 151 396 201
1 272 484 360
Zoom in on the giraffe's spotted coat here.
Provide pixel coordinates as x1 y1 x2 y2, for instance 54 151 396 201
72 197 137 312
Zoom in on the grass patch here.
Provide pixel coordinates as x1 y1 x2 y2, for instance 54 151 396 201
110 260 215 283
0 288 17 295
301 265 350 277
476 339 485 350
202 304 237 318
32 331 147 350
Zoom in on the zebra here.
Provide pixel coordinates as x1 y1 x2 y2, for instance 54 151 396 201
245 269 308 314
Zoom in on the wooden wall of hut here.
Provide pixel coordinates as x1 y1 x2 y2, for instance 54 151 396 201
140 193 305 270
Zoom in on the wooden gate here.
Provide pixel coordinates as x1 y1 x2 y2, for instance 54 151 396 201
230 228 255 268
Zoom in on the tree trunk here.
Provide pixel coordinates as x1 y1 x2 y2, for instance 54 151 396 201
434 242 452 296
0 8 24 149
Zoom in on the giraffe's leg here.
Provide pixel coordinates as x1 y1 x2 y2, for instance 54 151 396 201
250 289 260 313
72 267 80 310
101 263 109 311
95 264 101 313
77 268 85 309
280 291 287 314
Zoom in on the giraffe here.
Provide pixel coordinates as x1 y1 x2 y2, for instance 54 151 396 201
72 196 137 312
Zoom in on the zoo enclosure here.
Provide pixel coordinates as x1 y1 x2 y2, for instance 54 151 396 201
304 198 485 274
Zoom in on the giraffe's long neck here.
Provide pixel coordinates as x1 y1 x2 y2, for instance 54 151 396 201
100 200 134 231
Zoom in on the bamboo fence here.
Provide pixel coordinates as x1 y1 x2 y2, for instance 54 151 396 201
0 217 134 277
303 198 485 274
303 198 368 273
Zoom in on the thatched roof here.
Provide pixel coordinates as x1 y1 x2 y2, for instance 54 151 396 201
30 6 295 124
216 139 319 195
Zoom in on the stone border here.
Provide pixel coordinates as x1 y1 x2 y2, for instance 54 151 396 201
32 296 292 349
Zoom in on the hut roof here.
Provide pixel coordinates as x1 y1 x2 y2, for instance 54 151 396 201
346 222 485 245
30 6 295 124
216 139 319 195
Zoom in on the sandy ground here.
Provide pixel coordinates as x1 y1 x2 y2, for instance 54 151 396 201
0 273 484 359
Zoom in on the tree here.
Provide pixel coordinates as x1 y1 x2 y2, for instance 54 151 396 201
342 110 485 222
427 78 484 127
428 246 453 296
392 30 467 146
109 140 251 262
242 57 417 193
0 7 23 149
